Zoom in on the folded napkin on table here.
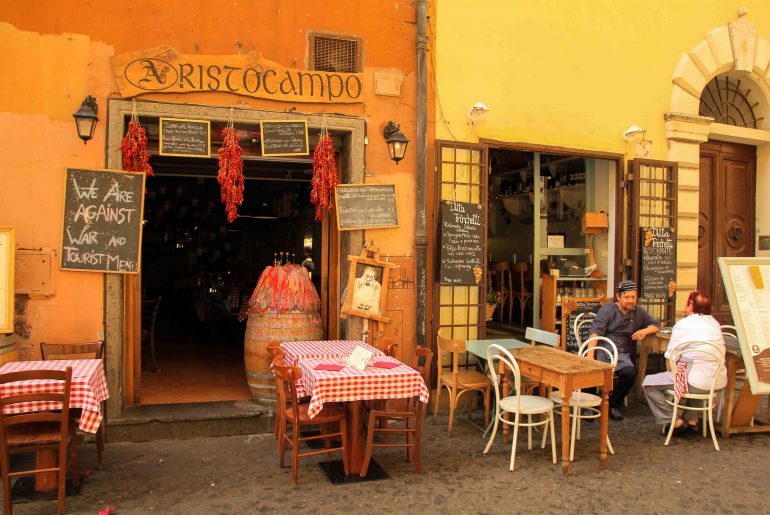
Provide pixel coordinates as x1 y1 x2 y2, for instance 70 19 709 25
372 361 401 369
315 363 345 371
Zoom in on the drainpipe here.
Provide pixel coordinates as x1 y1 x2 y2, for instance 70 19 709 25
415 0 428 347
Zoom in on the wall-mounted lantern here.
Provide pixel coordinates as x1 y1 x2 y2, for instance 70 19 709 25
72 96 99 144
383 121 409 164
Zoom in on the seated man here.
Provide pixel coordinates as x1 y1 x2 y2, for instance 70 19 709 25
589 280 660 421
643 290 727 435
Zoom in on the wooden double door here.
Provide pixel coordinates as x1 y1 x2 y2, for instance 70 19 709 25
698 141 756 324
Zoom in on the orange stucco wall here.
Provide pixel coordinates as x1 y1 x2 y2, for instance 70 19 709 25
0 1 421 359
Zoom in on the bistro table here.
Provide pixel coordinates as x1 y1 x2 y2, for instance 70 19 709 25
636 332 671 400
0 359 109 491
502 346 615 476
280 339 383 364
298 355 429 475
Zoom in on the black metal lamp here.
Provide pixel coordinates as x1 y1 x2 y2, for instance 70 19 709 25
383 121 409 164
72 96 99 144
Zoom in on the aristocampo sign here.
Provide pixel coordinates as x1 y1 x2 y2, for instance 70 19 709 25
111 45 364 104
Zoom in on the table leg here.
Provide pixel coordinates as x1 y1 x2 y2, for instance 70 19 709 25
599 389 609 469
721 355 737 438
345 400 364 475
636 340 650 400
35 449 58 491
560 395 571 476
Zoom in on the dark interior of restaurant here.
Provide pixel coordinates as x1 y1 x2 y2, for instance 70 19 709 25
139 152 321 405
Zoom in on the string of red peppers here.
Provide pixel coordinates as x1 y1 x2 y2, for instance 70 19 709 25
310 131 338 221
120 120 153 176
217 126 245 223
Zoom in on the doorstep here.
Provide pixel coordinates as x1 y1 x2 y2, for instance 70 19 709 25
106 400 274 442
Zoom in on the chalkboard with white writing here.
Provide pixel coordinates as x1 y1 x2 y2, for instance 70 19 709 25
440 200 484 285
159 118 211 157
562 300 601 354
335 184 399 230
260 120 309 156
60 168 145 273
640 226 677 300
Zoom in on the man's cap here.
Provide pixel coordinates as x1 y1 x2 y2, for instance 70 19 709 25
616 280 638 294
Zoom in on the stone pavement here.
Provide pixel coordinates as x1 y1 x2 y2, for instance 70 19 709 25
8 398 770 514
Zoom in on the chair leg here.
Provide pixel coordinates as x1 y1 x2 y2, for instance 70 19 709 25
340 418 349 476
278 425 287 468
70 440 80 487
414 408 422 473
541 415 548 449
58 447 68 514
1 453 12 515
570 407 578 462
484 387 491 427
291 430 300 485
527 414 532 450
484 412 499 454
447 389 456 437
607 435 615 455
432 386 441 424
360 411 376 477
708 402 720 451
664 400 680 446
510 412 521 472
96 425 105 470
549 412 557 464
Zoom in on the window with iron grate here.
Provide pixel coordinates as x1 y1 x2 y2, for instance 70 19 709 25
309 33 362 73
699 75 762 128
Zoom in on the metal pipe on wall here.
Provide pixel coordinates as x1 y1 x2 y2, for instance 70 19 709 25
415 0 428 347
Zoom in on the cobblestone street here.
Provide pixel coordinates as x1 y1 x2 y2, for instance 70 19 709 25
8 398 770 514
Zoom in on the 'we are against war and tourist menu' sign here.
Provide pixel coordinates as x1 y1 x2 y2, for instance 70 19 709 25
61 168 145 273
440 201 484 285
640 226 677 300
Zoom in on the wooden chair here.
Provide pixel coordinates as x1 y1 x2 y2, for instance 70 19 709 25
375 337 399 358
511 262 533 326
141 297 162 372
360 347 434 477
433 331 491 436
491 262 513 323
266 341 285 442
40 341 106 470
273 363 348 484
0 368 79 515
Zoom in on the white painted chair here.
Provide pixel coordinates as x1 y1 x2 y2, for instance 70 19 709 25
484 344 557 471
572 312 596 349
663 340 725 451
550 336 617 461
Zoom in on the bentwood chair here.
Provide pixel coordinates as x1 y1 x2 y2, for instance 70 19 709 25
664 341 725 451
360 347 433 476
433 331 491 436
375 337 399 359
511 262 532 326
40 341 106 470
572 312 596 349
550 336 617 461
273 363 348 484
491 262 513 323
484 344 557 471
0 368 79 515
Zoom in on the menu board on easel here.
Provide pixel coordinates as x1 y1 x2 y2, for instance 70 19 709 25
0 228 14 333
719 257 770 394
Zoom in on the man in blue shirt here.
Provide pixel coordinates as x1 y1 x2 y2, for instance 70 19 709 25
590 280 660 421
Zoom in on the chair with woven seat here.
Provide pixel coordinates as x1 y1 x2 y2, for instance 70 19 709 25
273 362 348 484
40 341 106 470
663 341 725 451
511 262 532 326
141 297 162 372
0 368 79 515
491 262 513 323
433 331 491 436
360 347 433 476
484 344 557 471
549 336 617 461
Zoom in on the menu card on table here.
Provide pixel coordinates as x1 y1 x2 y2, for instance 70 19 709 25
349 345 374 371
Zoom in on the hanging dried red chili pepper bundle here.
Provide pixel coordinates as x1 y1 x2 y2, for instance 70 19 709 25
217 126 244 223
120 120 153 176
310 131 338 221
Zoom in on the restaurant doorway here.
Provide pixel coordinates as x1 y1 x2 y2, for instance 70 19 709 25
136 154 325 405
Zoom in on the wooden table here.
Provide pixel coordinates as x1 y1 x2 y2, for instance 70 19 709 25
636 333 670 400
504 346 615 476
0 359 109 491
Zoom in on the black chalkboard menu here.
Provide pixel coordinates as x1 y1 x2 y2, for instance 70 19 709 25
335 184 399 230
563 301 600 354
159 118 211 157
640 226 677 300
440 200 484 285
260 120 309 156
60 168 145 273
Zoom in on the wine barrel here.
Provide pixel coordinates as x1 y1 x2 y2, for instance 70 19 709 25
0 338 19 365
244 311 322 404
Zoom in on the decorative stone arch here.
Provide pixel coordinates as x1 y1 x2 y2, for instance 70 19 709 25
665 8 770 312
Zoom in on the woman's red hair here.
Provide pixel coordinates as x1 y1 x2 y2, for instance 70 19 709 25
687 290 712 315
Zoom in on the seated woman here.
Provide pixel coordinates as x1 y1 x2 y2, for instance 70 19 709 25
642 290 727 435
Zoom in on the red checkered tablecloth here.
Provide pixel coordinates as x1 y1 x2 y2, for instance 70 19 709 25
0 359 110 433
280 340 384 365
299 356 429 418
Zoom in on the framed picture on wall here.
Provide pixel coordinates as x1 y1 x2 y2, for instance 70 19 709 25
547 234 565 248
341 254 396 323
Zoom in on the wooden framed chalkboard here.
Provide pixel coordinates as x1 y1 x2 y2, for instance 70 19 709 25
260 120 309 156
335 184 399 230
60 168 145 274
439 200 484 286
640 226 677 300
159 118 211 158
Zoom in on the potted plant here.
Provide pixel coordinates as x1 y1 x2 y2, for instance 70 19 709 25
486 290 502 321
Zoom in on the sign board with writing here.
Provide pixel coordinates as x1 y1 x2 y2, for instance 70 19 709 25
61 168 145 274
335 184 399 231
640 226 677 300
159 118 210 157
561 298 602 354
260 120 309 156
440 201 484 285
719 258 770 394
